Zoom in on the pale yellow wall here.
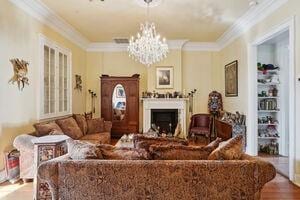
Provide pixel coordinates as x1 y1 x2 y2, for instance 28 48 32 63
85 50 217 132
86 51 148 131
182 51 219 114
0 0 86 169
147 50 182 92
215 0 300 184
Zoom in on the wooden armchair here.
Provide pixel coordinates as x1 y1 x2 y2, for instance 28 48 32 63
188 114 212 143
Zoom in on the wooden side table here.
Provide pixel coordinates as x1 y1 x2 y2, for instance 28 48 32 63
32 135 69 200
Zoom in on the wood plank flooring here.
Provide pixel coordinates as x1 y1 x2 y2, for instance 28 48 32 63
261 173 300 199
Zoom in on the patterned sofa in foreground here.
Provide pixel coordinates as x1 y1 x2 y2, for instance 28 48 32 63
38 153 275 200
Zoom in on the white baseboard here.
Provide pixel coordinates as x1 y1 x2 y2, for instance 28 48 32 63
294 174 300 187
0 169 7 183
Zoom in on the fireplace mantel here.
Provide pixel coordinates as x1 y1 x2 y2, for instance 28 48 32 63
141 98 189 138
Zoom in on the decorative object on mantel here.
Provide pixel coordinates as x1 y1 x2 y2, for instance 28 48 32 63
142 90 186 99
225 60 238 97
128 0 168 66
88 90 97 113
156 67 173 89
74 75 82 91
9 58 29 90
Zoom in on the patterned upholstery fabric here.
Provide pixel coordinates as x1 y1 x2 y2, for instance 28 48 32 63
100 146 151 160
79 132 111 144
34 122 63 137
208 135 243 160
13 134 36 179
87 118 104 134
73 114 88 135
66 139 103 160
133 134 188 151
206 137 223 149
149 138 222 160
56 117 83 139
149 145 215 160
38 154 276 200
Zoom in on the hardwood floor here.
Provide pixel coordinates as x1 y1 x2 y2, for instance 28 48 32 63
0 173 299 199
261 173 300 199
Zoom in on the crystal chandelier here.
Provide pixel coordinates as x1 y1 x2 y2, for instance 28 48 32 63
128 0 168 67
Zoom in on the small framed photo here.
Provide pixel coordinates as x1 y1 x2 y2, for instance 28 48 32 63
156 67 174 89
116 86 125 98
225 60 238 97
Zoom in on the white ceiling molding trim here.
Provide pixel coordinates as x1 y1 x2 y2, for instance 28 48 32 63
168 40 189 50
9 0 90 49
87 40 190 52
183 42 220 52
217 0 289 49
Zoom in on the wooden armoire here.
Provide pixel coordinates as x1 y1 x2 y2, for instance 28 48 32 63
100 74 140 138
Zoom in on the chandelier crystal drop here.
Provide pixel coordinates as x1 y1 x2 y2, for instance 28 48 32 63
128 0 168 67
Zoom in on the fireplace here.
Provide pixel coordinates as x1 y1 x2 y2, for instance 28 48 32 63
151 109 178 134
142 98 188 139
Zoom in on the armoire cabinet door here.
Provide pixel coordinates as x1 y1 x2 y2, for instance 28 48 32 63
100 75 139 138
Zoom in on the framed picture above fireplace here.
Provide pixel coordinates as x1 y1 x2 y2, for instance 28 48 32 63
156 67 173 89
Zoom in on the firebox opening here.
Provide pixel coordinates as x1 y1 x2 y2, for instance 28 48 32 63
151 109 178 134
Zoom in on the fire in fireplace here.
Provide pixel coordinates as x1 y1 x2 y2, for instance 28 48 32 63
151 109 178 134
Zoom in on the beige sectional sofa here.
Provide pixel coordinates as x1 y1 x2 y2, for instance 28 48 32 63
13 114 112 180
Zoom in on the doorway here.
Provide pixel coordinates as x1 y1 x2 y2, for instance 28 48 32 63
247 18 295 181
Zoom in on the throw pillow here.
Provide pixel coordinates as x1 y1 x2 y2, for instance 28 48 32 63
34 122 63 137
149 144 214 160
67 139 102 160
73 114 88 135
98 144 151 160
133 134 188 151
87 118 104 134
206 137 223 149
208 135 243 160
56 117 83 139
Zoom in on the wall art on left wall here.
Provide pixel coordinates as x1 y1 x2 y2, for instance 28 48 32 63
8 58 29 91
74 74 82 91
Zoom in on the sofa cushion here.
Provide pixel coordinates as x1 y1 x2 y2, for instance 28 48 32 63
149 145 213 160
80 132 110 144
98 144 151 160
34 122 63 137
208 135 243 160
133 134 188 151
87 118 104 134
73 114 88 135
66 139 103 160
56 117 83 139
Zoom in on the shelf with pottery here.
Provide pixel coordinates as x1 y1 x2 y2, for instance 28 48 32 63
257 63 281 155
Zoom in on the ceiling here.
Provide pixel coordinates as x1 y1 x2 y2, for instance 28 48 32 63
40 0 255 43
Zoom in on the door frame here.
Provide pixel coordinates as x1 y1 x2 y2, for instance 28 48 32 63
247 16 296 181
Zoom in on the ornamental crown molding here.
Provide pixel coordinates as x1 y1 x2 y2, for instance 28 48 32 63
87 40 190 52
217 0 289 49
9 0 90 49
9 0 288 52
